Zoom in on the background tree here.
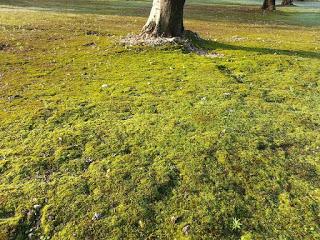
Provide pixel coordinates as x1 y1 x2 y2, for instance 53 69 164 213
142 0 186 37
281 0 294 5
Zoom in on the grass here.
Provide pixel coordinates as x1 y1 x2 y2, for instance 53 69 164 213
0 1 320 239
1 0 320 26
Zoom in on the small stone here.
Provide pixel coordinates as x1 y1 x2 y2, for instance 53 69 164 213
170 216 177 224
85 158 93 164
230 36 246 42
101 84 109 89
33 204 41 211
28 232 34 239
182 224 190 235
7 95 22 101
92 212 103 221
138 220 145 228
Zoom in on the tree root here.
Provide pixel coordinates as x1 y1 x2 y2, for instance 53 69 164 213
120 31 223 58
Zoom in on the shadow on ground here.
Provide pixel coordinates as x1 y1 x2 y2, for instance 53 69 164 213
189 33 320 59
1 0 320 27
212 42 320 59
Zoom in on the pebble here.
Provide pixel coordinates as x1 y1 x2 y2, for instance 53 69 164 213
182 224 190 235
92 212 103 221
138 220 145 228
85 158 93 164
170 216 177 224
101 84 109 89
33 204 41 211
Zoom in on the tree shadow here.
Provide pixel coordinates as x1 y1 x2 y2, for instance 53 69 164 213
2 1 320 27
187 32 320 60
214 41 320 59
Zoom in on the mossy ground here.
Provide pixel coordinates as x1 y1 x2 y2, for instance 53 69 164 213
0 1 320 239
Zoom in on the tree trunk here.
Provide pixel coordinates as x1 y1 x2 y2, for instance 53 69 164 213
262 0 276 10
142 0 186 37
281 0 294 5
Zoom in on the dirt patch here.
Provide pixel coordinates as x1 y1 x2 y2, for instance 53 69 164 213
83 42 96 47
86 30 113 37
120 34 182 46
120 31 223 58
0 43 10 51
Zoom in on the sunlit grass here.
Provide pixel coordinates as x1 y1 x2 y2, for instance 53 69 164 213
0 2 319 240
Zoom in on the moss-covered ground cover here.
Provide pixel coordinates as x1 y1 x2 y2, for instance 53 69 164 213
0 2 319 239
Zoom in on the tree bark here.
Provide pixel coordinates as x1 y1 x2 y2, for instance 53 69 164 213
281 0 294 5
142 0 186 37
262 0 276 10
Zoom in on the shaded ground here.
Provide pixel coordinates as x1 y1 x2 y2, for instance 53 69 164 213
0 0 320 26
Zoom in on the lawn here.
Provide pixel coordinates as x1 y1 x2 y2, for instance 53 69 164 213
0 1 319 239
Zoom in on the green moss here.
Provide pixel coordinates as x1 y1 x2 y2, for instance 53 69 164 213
0 2 319 240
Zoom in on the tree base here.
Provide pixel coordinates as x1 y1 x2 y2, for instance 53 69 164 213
141 22 184 38
120 31 224 58
121 33 184 47
261 6 276 11
142 0 186 38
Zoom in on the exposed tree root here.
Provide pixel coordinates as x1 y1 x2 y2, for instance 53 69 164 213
120 31 223 58
120 33 182 47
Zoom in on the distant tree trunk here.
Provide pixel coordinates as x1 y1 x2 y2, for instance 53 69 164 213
142 0 186 37
281 0 294 5
262 0 276 10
